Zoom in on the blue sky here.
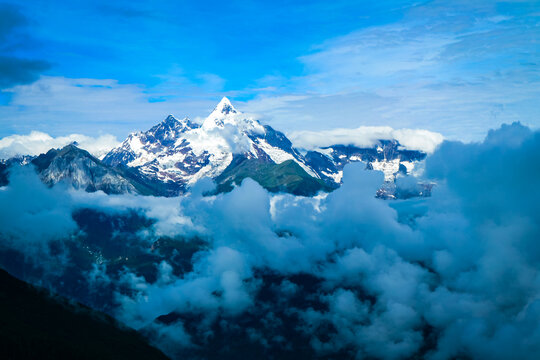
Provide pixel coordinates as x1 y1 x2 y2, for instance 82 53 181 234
0 0 539 142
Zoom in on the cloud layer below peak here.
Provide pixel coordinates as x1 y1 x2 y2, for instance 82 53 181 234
0 122 539 359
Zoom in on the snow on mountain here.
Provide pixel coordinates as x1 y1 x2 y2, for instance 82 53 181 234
1 97 432 198
201 96 241 130
103 97 317 194
104 115 197 168
303 140 428 198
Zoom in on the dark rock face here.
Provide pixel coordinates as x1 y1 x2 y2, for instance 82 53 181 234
28 145 159 195
0 268 168 360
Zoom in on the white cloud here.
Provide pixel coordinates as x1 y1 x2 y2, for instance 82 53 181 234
1 123 540 358
0 2 538 145
0 130 119 159
298 27 457 90
289 126 444 153
242 3 540 142
0 76 221 139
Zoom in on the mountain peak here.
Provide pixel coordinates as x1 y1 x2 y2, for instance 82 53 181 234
161 114 183 128
161 114 194 125
149 115 196 136
60 143 88 155
202 97 240 129
213 97 238 116
164 114 178 123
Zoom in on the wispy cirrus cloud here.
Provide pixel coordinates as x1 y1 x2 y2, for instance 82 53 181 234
243 0 540 142
0 75 223 138
0 0 538 145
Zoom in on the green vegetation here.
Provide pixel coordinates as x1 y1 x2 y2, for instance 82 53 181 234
216 158 333 196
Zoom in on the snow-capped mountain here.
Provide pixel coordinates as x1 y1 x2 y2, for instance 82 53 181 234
304 140 428 198
304 140 426 183
2 97 431 198
103 97 318 195
1 155 35 186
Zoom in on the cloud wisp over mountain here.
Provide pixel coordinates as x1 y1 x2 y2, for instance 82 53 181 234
0 122 538 359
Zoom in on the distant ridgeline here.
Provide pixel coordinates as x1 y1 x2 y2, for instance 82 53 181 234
0 98 431 199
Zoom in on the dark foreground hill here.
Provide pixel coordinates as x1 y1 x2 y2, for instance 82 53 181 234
0 268 168 360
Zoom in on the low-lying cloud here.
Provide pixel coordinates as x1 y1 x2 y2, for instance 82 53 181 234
0 122 538 359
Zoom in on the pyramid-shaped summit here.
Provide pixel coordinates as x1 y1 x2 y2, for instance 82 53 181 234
214 97 237 115
4 96 430 199
102 97 320 195
203 97 241 129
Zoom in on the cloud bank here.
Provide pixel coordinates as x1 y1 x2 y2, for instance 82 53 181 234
0 122 539 359
0 131 119 159
289 126 444 153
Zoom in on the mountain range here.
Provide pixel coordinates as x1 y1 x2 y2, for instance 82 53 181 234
0 98 430 198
